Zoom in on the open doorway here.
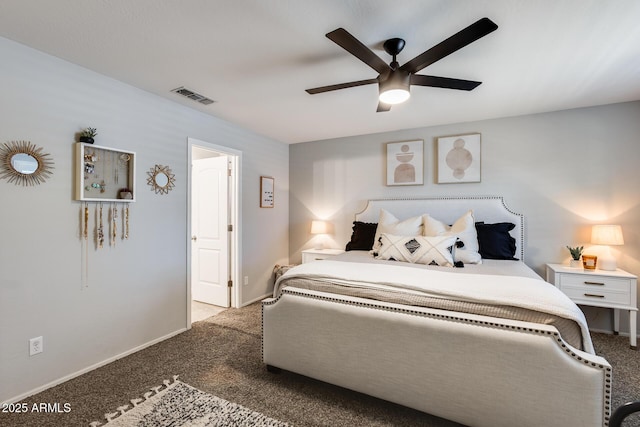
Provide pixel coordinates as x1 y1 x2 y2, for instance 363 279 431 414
187 138 242 326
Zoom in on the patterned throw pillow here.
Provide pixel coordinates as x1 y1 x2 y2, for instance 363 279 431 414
422 210 482 264
375 233 457 267
371 209 423 252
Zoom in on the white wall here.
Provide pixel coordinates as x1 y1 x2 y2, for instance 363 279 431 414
290 101 640 335
0 37 289 402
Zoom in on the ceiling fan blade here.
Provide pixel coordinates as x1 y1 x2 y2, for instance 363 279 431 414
410 74 482 91
326 28 391 75
306 78 377 94
400 17 498 74
376 102 392 112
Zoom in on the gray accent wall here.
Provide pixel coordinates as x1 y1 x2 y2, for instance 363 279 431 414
290 101 640 336
0 37 289 402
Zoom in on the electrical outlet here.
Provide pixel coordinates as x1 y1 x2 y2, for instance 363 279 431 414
29 336 43 356
244 276 249 286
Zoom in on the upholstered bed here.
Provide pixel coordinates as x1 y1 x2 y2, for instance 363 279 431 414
262 197 612 427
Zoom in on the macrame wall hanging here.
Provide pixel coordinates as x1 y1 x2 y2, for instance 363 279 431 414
81 202 131 249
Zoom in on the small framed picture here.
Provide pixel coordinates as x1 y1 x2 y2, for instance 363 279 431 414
260 176 274 208
437 133 481 183
386 140 424 186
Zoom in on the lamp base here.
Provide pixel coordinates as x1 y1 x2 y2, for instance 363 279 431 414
598 246 618 271
598 255 617 271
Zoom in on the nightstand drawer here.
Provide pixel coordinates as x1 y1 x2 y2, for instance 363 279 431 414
559 274 631 292
301 249 345 264
561 286 631 306
302 253 332 263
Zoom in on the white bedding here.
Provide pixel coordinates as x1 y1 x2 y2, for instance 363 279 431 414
277 255 594 353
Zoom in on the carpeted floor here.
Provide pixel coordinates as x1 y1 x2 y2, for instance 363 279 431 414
2 302 639 427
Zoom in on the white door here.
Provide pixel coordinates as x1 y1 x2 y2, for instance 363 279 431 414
191 156 229 307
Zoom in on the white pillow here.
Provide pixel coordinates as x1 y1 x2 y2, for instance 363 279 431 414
375 233 456 267
371 209 423 252
422 210 482 264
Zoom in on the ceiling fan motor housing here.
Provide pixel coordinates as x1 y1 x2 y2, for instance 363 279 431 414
379 70 411 104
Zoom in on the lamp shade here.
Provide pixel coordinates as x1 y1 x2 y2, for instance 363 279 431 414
310 220 328 235
591 225 624 246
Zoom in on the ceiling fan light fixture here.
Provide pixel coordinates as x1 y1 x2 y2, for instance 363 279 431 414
378 71 411 105
379 88 410 105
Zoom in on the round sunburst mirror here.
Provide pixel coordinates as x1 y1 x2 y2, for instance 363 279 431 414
147 164 176 195
0 140 54 186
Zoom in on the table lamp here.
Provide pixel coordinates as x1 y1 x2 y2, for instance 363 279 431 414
311 220 329 249
591 224 624 270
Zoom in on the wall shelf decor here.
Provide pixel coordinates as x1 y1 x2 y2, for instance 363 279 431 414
74 143 136 202
0 140 54 186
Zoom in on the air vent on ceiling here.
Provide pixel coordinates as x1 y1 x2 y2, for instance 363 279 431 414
170 86 215 105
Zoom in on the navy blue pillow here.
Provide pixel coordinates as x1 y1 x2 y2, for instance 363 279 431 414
475 222 518 260
345 221 378 251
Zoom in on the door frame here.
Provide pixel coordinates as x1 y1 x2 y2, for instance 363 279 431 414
187 137 242 327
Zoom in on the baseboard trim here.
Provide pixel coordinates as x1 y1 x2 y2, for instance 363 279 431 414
590 328 617 335
589 327 639 340
241 292 271 307
2 327 187 405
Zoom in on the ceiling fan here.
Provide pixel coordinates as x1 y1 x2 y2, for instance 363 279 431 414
305 17 498 112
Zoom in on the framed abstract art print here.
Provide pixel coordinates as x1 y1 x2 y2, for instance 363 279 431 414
386 140 424 186
437 133 481 183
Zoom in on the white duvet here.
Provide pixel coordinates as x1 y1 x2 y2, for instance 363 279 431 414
277 259 594 353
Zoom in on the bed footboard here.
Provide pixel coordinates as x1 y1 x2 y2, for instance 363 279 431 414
262 289 612 427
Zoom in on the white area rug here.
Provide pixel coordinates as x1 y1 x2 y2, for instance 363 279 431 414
90 376 289 426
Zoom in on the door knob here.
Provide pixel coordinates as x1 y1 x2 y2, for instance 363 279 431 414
191 235 197 241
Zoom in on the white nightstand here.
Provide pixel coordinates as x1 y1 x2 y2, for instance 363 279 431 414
301 248 345 264
546 263 638 349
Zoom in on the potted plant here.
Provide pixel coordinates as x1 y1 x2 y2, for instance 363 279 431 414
79 127 97 144
566 245 584 268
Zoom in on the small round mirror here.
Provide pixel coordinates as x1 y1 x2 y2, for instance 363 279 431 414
11 153 39 174
0 140 54 186
155 172 169 188
146 164 175 195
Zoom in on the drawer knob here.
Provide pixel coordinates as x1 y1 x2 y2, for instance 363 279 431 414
584 293 605 298
584 281 605 286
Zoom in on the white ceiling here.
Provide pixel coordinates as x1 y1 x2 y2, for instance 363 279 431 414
1 0 639 144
